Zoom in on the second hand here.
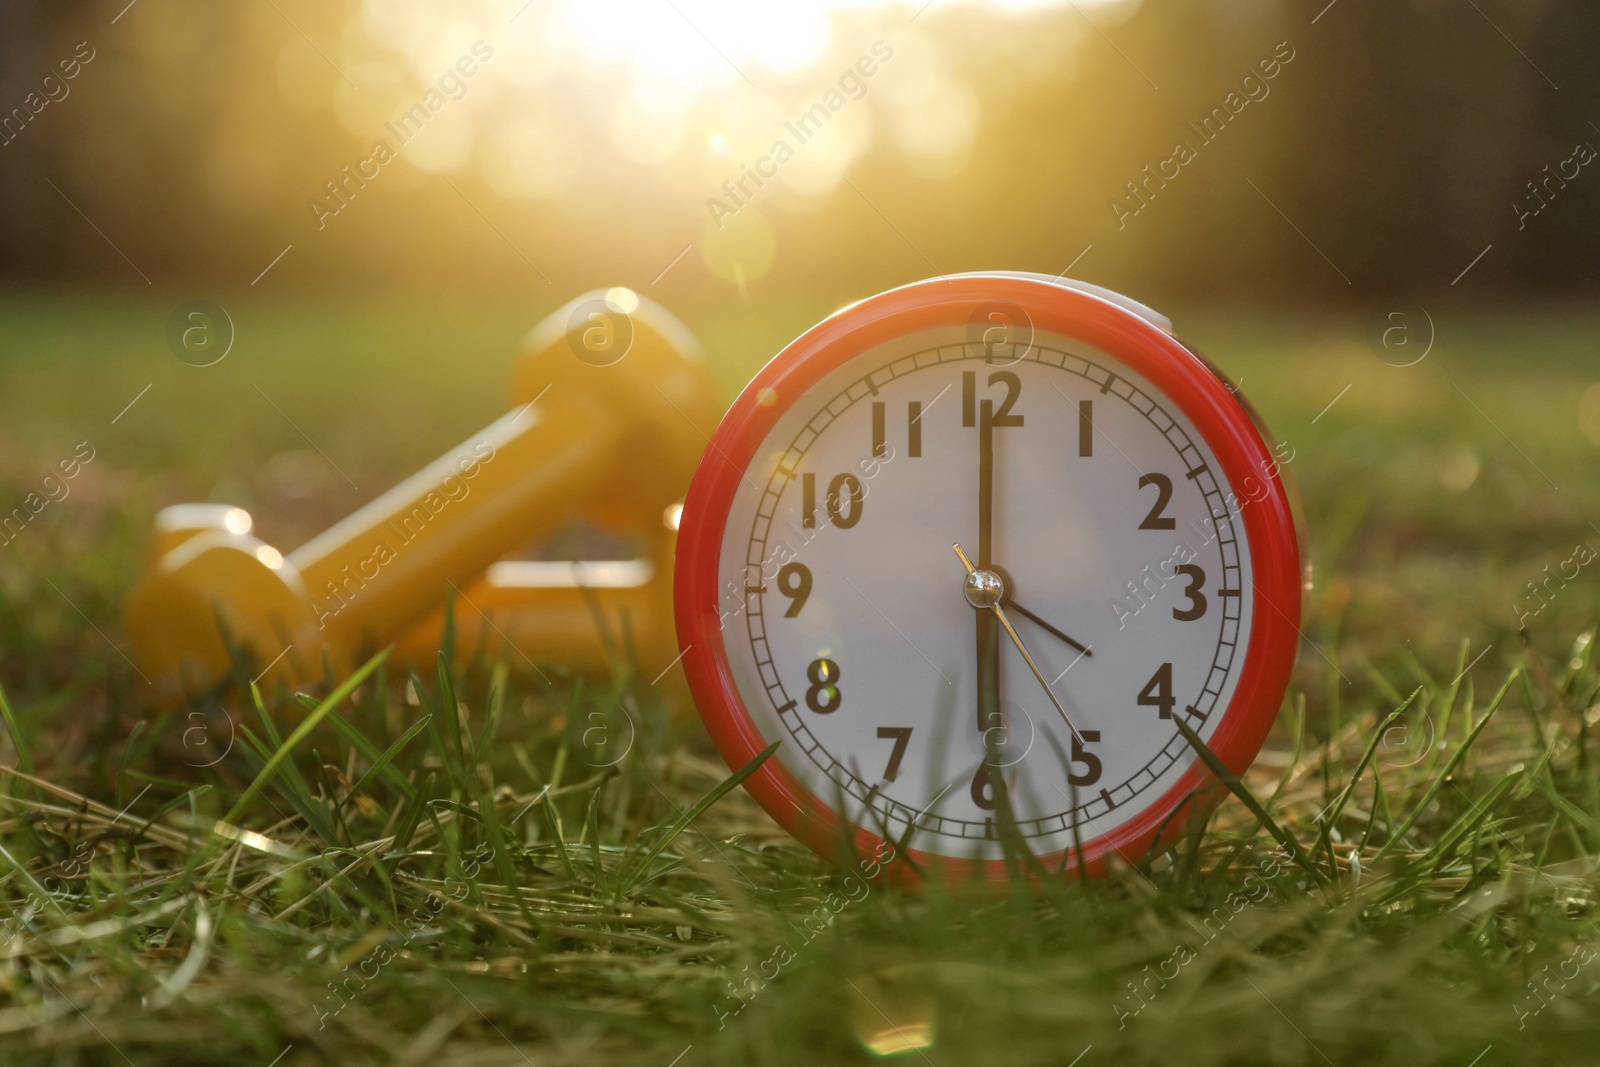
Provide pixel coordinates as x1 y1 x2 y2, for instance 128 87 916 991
953 543 1085 744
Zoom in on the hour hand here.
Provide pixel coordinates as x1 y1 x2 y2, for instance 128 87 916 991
1001 598 1092 658
953 544 1084 743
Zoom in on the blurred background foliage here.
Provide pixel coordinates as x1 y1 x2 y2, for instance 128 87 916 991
1 0 1597 307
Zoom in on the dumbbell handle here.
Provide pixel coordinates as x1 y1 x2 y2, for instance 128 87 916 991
290 394 622 650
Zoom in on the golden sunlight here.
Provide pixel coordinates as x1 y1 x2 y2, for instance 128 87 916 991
338 0 1136 205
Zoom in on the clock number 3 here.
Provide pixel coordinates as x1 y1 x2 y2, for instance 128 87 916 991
1172 564 1207 621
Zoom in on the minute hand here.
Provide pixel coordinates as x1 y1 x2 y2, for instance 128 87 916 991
953 544 1084 744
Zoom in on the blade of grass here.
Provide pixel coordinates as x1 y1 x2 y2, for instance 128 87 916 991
1426 770 1523 866
429 798 483 826
343 716 430 809
1173 717 1325 884
130 785 212 850
0 685 37 801
473 663 508 770
1317 691 1418 839
1143 782 1201 870
388 771 436 858
1541 783 1600 837
0 841 65 915
236 723 339 845
1269 693 1307 809
313 752 354 846
541 799 579 883
222 650 388 826
475 779 536 927
1373 668 1518 864
584 785 609 896
115 719 147 811
1512 715 1567 802
1423 648 1471 780
1355 649 1406 706
301 695 415 799
620 741 780 894
252 685 334 838
415 671 463 798
437 651 467 779
124 768 207 793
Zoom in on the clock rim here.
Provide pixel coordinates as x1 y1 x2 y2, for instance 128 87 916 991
674 273 1302 886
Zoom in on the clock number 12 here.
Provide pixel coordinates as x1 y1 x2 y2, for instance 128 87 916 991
963 371 1024 428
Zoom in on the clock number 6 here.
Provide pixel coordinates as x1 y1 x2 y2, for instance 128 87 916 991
970 767 996 811
805 657 841 714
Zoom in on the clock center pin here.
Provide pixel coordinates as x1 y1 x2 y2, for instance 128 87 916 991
963 568 1005 609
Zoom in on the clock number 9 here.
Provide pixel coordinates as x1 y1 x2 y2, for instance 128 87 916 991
805 657 841 714
777 562 811 617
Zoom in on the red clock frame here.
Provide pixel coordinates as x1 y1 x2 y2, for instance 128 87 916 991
674 274 1301 886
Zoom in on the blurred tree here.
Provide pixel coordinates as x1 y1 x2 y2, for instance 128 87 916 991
0 0 1588 304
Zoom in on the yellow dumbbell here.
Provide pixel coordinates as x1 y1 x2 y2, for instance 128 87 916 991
124 289 717 703
388 516 681 680
388 288 694 679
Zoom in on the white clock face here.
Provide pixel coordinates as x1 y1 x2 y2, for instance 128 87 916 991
714 324 1255 861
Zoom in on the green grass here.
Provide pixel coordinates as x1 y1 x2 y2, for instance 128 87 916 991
1 290 1600 1065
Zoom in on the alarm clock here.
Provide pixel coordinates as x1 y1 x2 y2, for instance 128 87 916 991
674 273 1301 884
